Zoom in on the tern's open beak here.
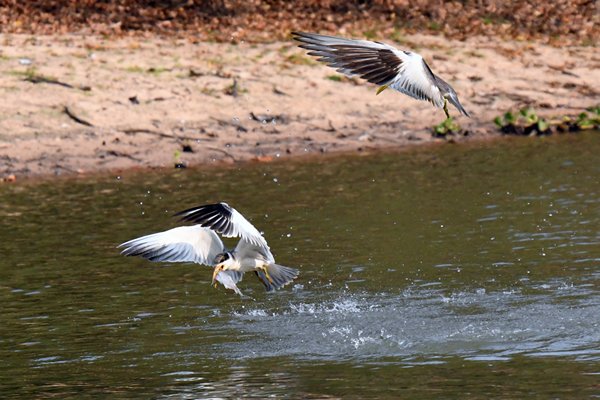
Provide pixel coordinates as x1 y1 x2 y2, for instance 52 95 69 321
212 265 224 287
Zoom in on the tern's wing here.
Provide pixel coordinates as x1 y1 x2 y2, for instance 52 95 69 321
234 238 275 264
174 202 271 257
118 225 224 266
292 31 443 108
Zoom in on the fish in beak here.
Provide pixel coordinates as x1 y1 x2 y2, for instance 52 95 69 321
213 269 243 296
212 264 225 287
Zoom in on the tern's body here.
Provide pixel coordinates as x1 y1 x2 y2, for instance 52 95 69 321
292 31 469 118
119 203 299 293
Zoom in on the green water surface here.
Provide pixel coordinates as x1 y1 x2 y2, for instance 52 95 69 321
1 133 599 398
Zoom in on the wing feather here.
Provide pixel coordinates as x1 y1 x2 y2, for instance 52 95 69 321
389 57 443 107
293 31 443 108
294 32 402 86
234 238 275 264
174 202 271 257
118 225 224 266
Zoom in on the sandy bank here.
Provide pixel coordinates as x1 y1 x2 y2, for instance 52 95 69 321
0 33 598 180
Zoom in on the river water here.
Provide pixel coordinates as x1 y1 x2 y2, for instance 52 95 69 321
1 134 599 398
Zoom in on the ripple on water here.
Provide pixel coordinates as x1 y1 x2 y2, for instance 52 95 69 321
215 287 600 362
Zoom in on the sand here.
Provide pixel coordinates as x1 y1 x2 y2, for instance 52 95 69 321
0 33 598 179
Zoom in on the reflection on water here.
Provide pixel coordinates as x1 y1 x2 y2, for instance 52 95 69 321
1 133 599 398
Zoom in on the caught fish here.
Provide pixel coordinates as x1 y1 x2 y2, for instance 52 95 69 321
214 270 243 296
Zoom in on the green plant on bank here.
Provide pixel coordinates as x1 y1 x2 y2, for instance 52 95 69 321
494 106 600 135
362 30 377 40
433 117 461 136
10 66 60 83
10 66 36 78
494 110 516 127
284 53 316 66
521 108 550 132
173 149 187 168
494 108 550 135
575 106 600 129
389 28 404 45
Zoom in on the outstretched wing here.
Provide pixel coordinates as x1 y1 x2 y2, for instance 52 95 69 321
118 225 224 266
175 202 271 256
292 31 443 108
234 238 275 264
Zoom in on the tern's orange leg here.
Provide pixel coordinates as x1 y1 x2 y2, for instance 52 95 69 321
443 98 450 119
261 266 275 284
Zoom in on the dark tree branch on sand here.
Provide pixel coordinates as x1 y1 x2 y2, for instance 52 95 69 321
25 75 91 91
120 128 212 142
63 106 94 126
206 146 236 161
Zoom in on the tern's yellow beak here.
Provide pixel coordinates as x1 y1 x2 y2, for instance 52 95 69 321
376 84 389 95
212 265 224 287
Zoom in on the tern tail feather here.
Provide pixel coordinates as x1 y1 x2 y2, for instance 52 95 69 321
256 264 299 292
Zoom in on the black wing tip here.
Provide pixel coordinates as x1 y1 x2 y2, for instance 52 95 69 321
292 31 334 45
173 202 231 221
173 203 234 235
119 245 145 258
291 31 308 38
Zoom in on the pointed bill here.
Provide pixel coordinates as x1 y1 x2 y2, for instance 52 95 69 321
447 95 470 117
376 85 389 95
